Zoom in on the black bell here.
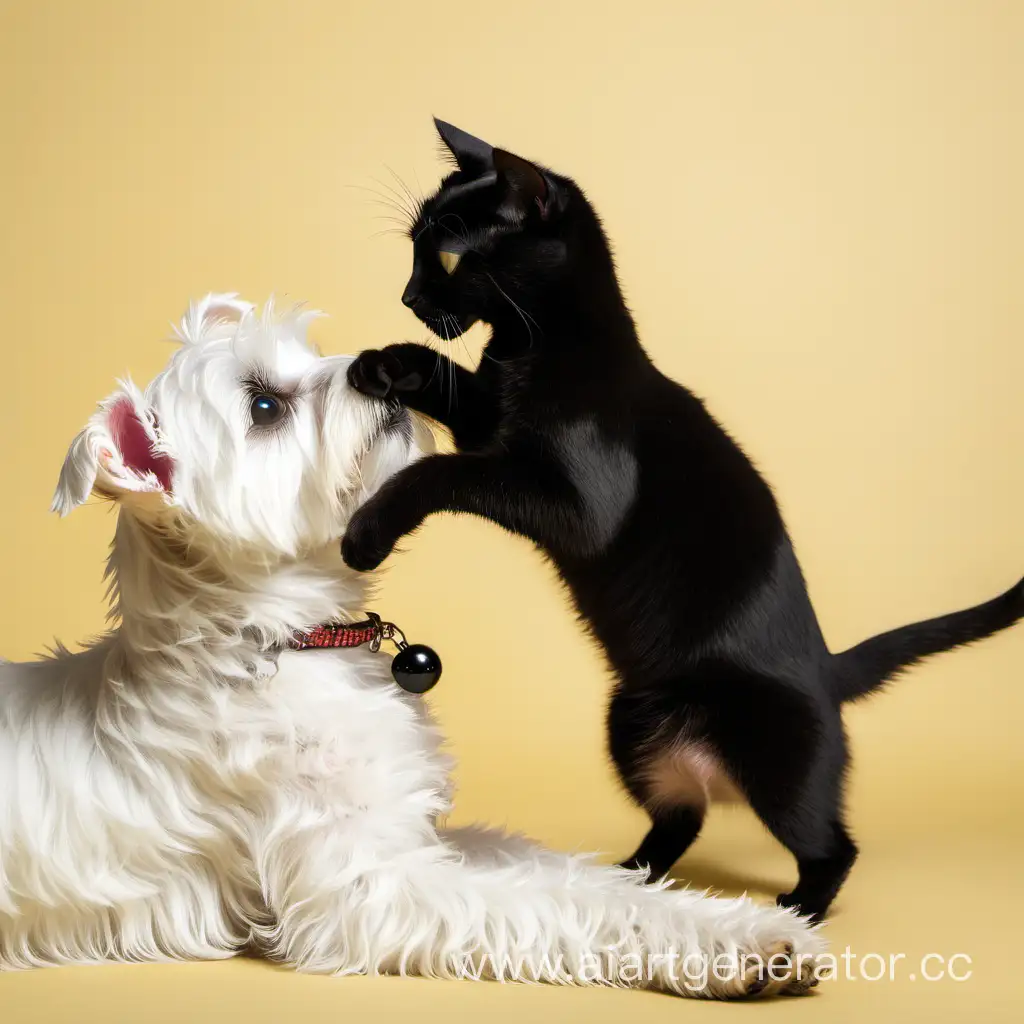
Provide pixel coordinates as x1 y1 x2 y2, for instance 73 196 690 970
391 643 442 693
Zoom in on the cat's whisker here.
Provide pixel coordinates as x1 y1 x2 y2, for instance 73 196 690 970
441 315 454 415
365 177 418 229
486 273 539 349
360 194 411 218
368 173 416 215
384 164 418 205
435 312 461 415
437 214 472 248
450 318 463 411
457 332 476 374
369 210 412 222
345 183 416 225
425 342 444 391
383 165 423 225
416 331 444 392
370 217 413 233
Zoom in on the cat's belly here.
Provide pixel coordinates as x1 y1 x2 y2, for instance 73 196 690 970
643 741 745 809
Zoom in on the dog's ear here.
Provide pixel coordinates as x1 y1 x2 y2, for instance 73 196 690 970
51 383 174 516
51 422 103 515
174 292 253 345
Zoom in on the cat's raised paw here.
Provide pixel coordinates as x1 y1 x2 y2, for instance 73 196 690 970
341 508 395 572
348 348 422 400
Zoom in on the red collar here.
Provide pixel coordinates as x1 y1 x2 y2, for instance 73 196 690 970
287 612 442 694
287 612 403 652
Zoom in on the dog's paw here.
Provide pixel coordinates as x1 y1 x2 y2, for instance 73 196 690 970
699 939 821 1000
741 940 821 998
691 902 825 1000
347 348 422 400
341 511 394 572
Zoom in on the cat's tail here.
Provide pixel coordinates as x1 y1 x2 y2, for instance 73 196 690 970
828 575 1024 703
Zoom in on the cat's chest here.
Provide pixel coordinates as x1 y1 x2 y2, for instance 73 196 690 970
489 363 574 433
488 361 530 414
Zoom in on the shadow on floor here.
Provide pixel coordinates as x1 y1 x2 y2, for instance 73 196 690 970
666 856 791 900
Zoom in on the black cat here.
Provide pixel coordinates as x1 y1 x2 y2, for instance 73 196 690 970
342 118 1024 921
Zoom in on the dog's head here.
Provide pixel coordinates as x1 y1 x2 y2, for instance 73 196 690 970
52 294 428 557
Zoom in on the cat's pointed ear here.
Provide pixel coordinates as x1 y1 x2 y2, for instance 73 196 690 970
434 117 494 176
494 148 551 221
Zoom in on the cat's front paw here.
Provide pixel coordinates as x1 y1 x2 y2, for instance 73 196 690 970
341 507 396 572
347 347 423 400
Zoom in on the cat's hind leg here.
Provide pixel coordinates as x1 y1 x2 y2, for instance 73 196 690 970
773 820 858 922
668 662 857 922
608 686 708 878
619 806 706 878
738 739 858 923
609 663 856 921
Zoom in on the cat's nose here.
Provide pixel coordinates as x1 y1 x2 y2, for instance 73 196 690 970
401 286 425 312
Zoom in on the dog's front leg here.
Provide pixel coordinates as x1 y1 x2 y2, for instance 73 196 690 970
265 826 822 997
341 452 577 571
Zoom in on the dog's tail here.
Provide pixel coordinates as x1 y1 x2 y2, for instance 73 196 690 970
828 575 1024 703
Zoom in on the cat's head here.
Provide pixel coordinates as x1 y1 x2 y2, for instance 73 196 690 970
401 119 595 346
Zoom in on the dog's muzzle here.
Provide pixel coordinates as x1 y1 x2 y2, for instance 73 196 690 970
382 403 411 438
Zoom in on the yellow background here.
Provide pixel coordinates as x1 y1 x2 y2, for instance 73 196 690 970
2 1 1022 1020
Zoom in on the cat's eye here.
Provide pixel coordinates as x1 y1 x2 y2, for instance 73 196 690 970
251 394 285 426
438 249 462 275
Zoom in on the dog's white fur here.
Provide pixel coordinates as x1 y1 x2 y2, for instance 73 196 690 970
0 296 823 996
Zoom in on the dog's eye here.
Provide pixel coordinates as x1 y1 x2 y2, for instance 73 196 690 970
251 394 284 426
438 249 462 275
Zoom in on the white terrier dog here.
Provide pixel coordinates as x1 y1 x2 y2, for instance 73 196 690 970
0 295 823 996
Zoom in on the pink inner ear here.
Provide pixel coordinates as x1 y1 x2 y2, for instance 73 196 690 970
109 397 174 492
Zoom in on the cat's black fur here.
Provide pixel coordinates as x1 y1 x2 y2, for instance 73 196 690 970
342 119 1024 921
